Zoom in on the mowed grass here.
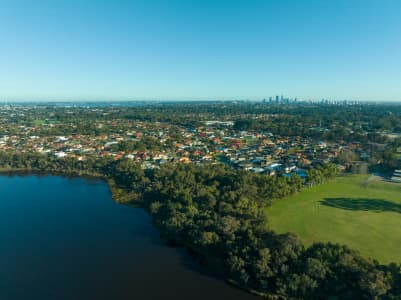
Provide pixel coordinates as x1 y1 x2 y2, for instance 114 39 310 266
266 175 401 264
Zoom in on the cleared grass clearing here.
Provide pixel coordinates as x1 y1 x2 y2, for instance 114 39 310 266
266 175 401 264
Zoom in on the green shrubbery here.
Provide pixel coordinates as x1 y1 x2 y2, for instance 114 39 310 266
1 152 400 299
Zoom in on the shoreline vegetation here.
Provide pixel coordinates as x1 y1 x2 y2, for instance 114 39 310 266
1 152 401 299
0 168 138 207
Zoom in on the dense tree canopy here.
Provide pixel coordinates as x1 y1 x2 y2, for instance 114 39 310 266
1 152 400 299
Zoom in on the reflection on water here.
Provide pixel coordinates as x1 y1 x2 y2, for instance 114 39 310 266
0 175 259 300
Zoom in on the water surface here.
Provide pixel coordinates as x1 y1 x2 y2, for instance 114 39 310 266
0 175 258 300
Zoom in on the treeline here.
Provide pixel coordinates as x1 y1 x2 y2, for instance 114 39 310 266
1 152 401 299
7 102 401 138
233 118 389 144
307 163 339 185
139 164 401 299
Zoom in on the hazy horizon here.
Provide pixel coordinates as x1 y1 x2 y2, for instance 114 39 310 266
1 0 401 101
2 98 401 104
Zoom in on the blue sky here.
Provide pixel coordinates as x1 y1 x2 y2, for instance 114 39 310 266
0 0 401 101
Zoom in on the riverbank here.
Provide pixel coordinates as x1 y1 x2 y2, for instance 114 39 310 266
0 174 260 300
0 167 140 205
0 167 269 298
1 156 400 299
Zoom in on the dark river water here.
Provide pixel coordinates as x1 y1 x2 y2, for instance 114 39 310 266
0 175 259 300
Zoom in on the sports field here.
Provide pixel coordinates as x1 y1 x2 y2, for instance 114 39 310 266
266 175 401 264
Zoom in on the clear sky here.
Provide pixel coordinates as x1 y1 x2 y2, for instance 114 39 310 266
1 0 401 101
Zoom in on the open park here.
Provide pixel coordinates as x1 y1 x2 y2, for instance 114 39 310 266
267 175 401 264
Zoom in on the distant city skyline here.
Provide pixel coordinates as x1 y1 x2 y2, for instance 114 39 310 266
1 0 401 101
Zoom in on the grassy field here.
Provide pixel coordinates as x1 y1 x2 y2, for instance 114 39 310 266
266 175 401 264
33 119 46 126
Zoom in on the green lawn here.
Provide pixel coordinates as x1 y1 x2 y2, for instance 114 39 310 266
266 175 401 264
33 119 46 126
